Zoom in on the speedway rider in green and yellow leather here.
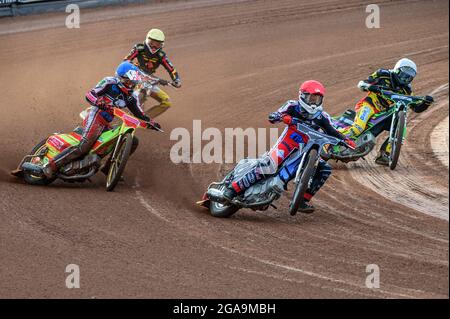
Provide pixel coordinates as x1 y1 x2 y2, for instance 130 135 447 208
339 58 433 165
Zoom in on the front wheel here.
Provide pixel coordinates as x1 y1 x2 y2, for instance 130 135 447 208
389 110 405 170
289 149 317 216
23 139 56 186
106 133 133 192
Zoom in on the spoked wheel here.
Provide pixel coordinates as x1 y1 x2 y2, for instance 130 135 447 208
289 149 317 216
22 139 56 186
106 133 133 192
389 110 405 170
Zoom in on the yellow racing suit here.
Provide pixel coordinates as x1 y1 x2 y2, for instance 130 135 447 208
124 43 181 118
340 69 413 158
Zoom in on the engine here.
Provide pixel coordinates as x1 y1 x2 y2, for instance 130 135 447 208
242 175 285 206
60 154 101 176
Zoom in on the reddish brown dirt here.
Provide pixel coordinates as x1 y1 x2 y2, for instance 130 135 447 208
0 0 448 298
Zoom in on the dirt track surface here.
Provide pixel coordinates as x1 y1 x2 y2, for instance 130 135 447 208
0 0 448 298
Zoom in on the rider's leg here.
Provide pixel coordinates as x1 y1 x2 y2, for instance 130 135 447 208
279 156 331 213
223 126 304 201
339 100 376 138
43 107 107 178
147 86 172 118
300 159 332 212
375 137 391 166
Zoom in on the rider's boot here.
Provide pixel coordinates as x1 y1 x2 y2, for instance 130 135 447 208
375 138 391 166
375 152 390 166
41 161 57 179
298 192 316 213
222 186 238 202
30 143 87 178
299 201 315 213
222 167 263 202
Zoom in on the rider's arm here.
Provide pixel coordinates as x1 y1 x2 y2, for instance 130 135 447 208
316 112 347 140
317 113 356 148
160 53 180 83
85 78 113 109
268 100 296 124
126 92 150 122
358 69 389 93
124 44 141 62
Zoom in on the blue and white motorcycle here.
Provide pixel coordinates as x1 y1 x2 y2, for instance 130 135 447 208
198 122 352 217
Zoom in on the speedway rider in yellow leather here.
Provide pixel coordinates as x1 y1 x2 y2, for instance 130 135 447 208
339 58 433 165
124 28 181 118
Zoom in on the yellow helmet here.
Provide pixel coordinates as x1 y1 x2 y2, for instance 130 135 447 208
146 29 165 54
146 28 165 43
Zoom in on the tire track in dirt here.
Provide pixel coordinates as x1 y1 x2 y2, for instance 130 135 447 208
430 116 449 168
348 84 449 220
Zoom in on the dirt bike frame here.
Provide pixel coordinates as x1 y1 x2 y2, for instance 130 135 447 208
13 108 155 178
106 108 151 157
292 123 342 184
381 90 413 146
200 123 344 208
328 89 427 164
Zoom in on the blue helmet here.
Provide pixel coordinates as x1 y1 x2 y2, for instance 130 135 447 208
116 61 141 83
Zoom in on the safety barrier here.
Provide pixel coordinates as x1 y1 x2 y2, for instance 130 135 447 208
0 0 145 17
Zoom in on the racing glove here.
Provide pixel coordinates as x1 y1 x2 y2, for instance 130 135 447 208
358 81 381 94
147 119 161 131
282 115 299 125
268 112 281 123
424 95 434 105
172 79 181 88
95 96 112 111
158 79 169 86
367 85 381 94
412 95 434 113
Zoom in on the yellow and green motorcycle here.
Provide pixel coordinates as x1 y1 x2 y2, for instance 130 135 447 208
11 108 161 191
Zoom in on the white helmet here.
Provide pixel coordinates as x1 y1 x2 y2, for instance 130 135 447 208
145 29 165 54
393 58 417 86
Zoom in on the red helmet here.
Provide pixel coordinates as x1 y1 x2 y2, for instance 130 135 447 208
298 80 326 118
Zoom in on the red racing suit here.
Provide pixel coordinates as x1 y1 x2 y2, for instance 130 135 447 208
48 77 150 172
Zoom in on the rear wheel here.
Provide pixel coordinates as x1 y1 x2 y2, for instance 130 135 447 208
209 185 239 218
106 133 133 192
23 139 56 186
209 201 239 218
389 110 405 170
289 149 318 216
22 139 57 186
